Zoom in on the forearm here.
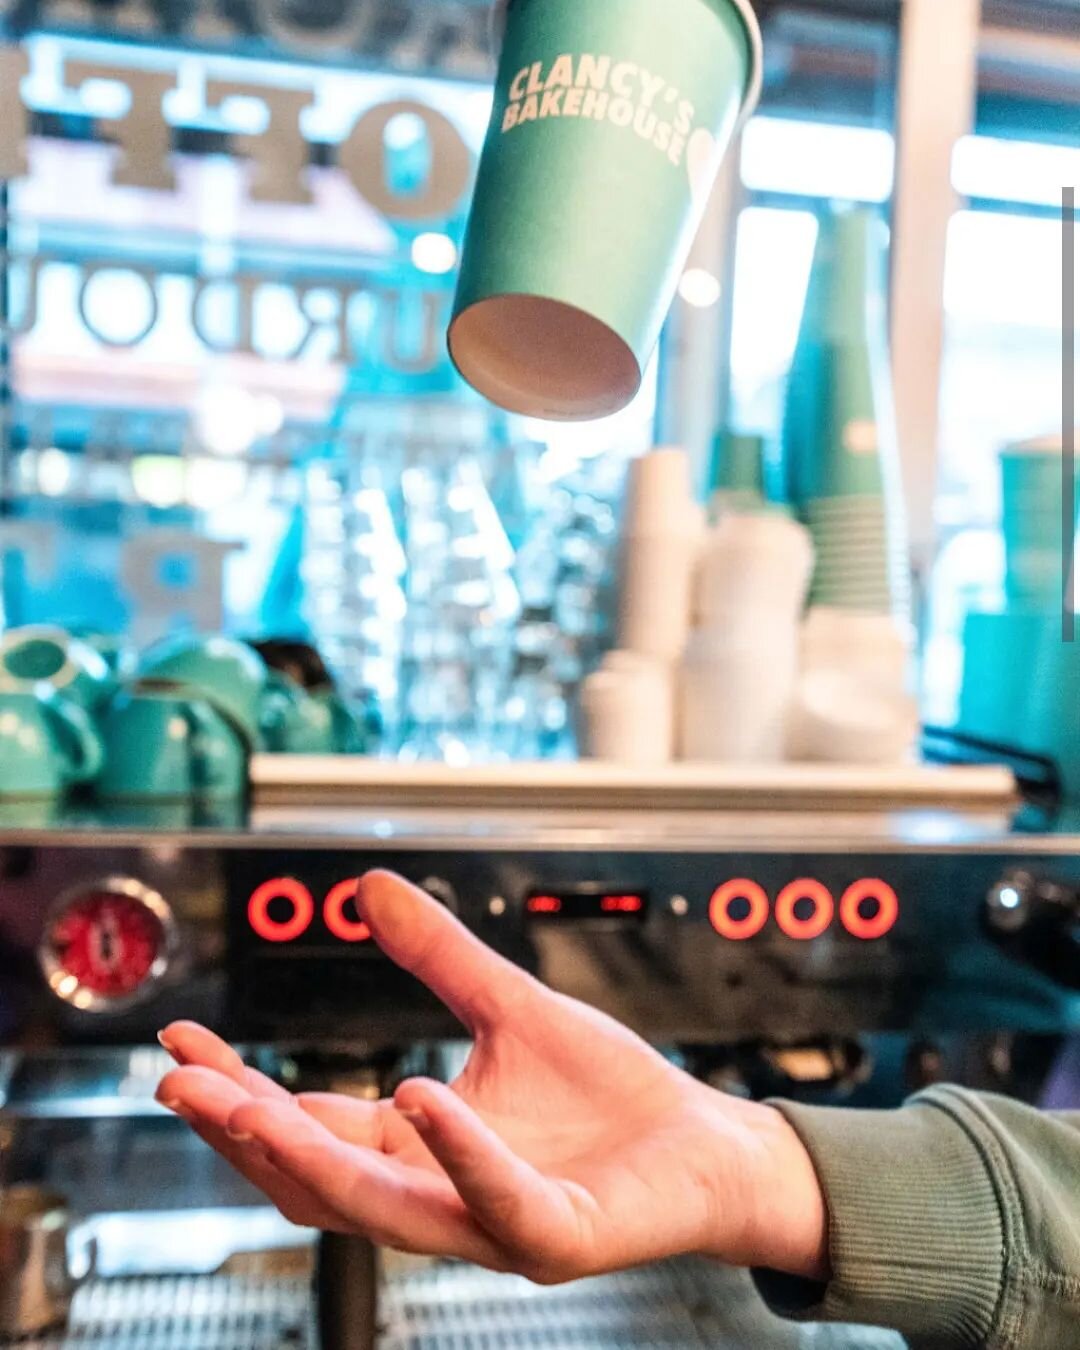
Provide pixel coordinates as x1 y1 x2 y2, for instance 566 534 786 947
751 1087 1080 1349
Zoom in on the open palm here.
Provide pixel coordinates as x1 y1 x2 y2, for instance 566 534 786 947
157 871 825 1283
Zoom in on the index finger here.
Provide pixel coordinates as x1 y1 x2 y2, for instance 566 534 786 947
358 871 539 1031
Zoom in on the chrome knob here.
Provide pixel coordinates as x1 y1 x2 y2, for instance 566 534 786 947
419 876 458 913
986 873 1034 934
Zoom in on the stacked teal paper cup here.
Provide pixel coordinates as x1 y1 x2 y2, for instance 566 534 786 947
1001 435 1077 609
782 208 910 617
451 0 763 420
1022 615 1080 799
709 430 767 514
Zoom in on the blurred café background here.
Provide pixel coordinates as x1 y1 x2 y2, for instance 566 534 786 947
0 1 1078 1348
0 0 1072 764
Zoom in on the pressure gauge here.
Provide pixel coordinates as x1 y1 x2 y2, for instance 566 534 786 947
39 878 179 1013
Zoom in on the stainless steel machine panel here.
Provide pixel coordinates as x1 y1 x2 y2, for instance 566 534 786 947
2 808 1078 1048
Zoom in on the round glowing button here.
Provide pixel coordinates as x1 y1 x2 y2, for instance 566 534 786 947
248 878 315 943
709 880 770 941
324 878 372 943
840 879 900 941
775 880 835 941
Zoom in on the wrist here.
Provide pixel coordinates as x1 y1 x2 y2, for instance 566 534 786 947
693 1090 830 1281
744 1104 830 1282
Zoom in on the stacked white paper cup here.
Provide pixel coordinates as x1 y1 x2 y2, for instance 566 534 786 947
791 606 918 764
696 512 814 631
679 511 813 763
679 627 799 762
616 449 702 663
579 653 674 765
790 668 919 765
801 607 912 686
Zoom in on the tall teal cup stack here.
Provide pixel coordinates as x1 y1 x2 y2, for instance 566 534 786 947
781 208 910 618
956 434 1080 795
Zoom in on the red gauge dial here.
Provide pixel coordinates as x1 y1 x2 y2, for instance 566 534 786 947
43 885 171 1003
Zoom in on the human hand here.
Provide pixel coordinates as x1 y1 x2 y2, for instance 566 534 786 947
156 871 827 1284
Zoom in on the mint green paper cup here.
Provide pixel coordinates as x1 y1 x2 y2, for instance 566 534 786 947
1001 438 1078 606
450 0 762 420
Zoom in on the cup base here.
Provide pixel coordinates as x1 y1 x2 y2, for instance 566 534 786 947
449 293 641 421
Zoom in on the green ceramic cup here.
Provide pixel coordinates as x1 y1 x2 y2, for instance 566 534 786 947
450 0 762 420
97 690 247 802
0 689 105 798
260 674 368 755
316 689 368 754
0 626 114 710
260 673 336 755
136 634 268 748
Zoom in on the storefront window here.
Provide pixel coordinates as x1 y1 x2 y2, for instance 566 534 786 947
925 111 1077 728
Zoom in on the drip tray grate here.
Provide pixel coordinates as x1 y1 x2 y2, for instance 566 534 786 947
4 1275 313 1349
2 1260 904 1349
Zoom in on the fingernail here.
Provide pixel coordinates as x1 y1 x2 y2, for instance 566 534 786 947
226 1125 255 1143
158 1098 195 1122
398 1107 428 1130
157 1030 180 1058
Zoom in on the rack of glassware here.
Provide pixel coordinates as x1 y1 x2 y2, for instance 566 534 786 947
0 398 630 762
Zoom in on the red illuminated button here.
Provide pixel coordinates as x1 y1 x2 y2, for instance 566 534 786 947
709 880 770 941
248 878 315 943
840 879 900 940
324 879 372 943
775 880 835 941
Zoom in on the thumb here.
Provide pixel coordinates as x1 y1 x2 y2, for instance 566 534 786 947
393 1078 584 1266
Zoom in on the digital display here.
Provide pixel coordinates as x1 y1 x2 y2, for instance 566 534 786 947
526 891 649 922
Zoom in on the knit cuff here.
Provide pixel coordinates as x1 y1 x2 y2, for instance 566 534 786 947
754 1096 1005 1346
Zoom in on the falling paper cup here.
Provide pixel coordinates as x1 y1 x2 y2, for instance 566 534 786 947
450 0 763 420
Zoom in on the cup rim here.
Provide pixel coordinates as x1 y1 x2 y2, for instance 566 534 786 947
449 294 642 422
727 0 764 128
0 625 100 694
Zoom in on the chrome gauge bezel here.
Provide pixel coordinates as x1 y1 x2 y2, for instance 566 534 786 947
38 876 180 1014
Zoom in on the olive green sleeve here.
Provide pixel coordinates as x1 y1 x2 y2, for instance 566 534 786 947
754 1087 1080 1348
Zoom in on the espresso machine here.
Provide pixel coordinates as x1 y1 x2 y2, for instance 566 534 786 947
1 757 1078 1348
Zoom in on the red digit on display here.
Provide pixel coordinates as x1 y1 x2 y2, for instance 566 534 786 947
775 879 835 941
601 895 643 914
840 879 900 940
527 895 562 914
709 880 770 941
323 878 372 943
248 878 315 943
